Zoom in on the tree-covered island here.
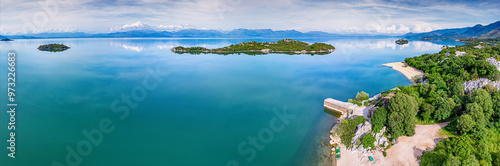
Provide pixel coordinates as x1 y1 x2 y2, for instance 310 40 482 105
38 44 70 52
171 39 335 55
395 38 409 45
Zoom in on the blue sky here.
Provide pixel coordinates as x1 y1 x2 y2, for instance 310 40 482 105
1 0 499 35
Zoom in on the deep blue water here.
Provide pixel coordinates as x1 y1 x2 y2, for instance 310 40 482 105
0 37 462 166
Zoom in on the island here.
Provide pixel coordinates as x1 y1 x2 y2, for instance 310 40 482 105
395 38 409 45
38 44 70 52
171 39 335 55
1 38 13 41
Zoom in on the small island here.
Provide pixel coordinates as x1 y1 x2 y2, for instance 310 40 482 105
1 38 13 41
171 39 335 55
395 38 409 45
38 44 70 52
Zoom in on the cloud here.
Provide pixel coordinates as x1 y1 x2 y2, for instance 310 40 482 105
108 21 198 32
0 0 499 34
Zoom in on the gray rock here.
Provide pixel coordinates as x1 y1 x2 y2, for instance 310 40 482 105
462 58 500 93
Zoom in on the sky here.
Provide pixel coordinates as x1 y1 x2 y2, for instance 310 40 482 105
1 0 499 35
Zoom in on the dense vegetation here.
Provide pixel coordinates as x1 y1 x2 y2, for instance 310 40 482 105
171 39 335 55
368 43 500 165
38 44 70 52
339 116 367 147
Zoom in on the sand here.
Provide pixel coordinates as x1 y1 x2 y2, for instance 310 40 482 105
382 62 424 82
334 122 449 166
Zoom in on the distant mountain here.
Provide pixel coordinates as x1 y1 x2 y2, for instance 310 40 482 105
2 28 345 39
480 27 500 38
404 21 500 39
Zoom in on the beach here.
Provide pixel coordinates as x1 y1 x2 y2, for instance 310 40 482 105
382 62 424 82
333 122 449 166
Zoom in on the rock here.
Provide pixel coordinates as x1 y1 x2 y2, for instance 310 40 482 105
383 141 389 147
351 121 372 147
462 58 500 93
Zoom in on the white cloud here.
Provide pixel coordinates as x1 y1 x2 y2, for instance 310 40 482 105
109 21 200 32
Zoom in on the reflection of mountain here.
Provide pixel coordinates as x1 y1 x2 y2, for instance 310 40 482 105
106 37 461 53
108 39 230 52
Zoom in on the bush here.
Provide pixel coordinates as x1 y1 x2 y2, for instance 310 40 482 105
372 107 387 133
483 84 498 93
361 133 376 149
339 116 367 147
356 91 369 101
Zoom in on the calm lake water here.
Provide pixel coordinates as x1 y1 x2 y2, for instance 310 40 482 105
0 37 462 166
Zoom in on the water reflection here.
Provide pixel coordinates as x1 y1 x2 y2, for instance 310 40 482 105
105 37 461 54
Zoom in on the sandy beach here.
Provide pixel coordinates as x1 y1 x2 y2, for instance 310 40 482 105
382 62 424 82
334 122 449 166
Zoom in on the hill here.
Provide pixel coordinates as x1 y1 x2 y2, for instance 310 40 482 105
404 21 500 39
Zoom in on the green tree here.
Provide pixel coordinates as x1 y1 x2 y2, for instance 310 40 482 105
432 76 447 90
448 136 474 160
361 133 376 149
450 82 465 96
461 155 479 166
483 84 498 93
471 88 493 121
444 156 461 166
387 93 418 138
434 97 456 121
466 103 486 129
356 91 369 101
420 103 435 122
457 114 475 134
372 107 387 133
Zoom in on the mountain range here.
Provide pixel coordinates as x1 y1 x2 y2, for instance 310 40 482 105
1 21 499 39
1 29 348 39
404 21 500 39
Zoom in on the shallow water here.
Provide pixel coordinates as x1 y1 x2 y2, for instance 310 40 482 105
0 37 462 166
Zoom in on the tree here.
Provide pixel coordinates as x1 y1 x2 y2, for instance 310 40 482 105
466 103 486 129
450 82 465 96
448 136 474 160
444 156 461 166
434 97 456 121
372 107 387 133
361 133 376 149
482 84 497 93
387 93 418 138
457 114 475 134
356 91 369 101
461 155 479 166
432 76 447 90
420 103 435 122
471 88 493 121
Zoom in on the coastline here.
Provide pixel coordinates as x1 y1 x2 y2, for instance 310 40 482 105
326 62 441 166
382 62 424 82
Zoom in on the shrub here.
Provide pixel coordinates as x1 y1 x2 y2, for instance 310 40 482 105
361 133 376 149
339 116 367 147
483 84 498 93
372 107 387 133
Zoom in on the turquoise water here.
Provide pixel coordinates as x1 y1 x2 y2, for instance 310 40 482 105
0 37 461 166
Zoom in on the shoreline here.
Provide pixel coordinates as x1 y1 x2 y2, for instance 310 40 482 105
382 62 424 82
